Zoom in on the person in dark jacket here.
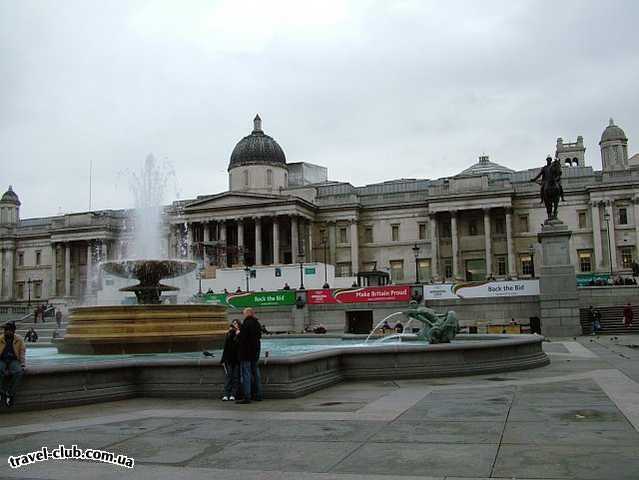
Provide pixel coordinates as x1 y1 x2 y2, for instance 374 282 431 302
623 303 634 328
221 320 240 401
236 308 262 404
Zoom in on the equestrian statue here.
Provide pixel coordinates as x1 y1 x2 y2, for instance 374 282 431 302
531 156 564 222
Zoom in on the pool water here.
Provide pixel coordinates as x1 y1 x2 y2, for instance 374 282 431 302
26 338 421 366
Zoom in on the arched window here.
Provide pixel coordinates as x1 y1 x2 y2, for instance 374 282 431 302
266 169 273 186
284 172 288 187
243 170 249 187
564 159 572 167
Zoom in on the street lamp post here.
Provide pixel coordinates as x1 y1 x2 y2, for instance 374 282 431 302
27 278 33 307
529 244 535 278
412 244 421 284
604 212 613 277
244 266 251 292
197 270 202 295
298 253 305 290
321 236 329 288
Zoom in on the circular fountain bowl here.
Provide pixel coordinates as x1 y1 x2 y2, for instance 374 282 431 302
55 304 228 354
101 259 198 280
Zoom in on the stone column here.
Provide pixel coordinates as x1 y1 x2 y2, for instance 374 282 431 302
634 198 639 264
591 201 603 271
219 221 227 268
350 219 359 276
272 217 280 264
203 222 211 266
605 201 617 271
237 218 245 266
450 211 459 279
429 214 439 280
483 208 492 278
5 249 14 300
254 217 262 266
505 208 516 277
307 220 313 262
64 243 71 297
50 243 57 297
86 241 92 294
103 240 109 261
186 223 194 260
328 221 337 265
291 215 299 262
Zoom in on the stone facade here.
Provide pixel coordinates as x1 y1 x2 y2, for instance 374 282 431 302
1 118 638 304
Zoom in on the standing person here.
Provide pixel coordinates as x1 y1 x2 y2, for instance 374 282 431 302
237 308 262 404
589 306 602 335
33 306 39 324
623 303 634 329
55 309 62 329
221 320 240 401
0 322 26 407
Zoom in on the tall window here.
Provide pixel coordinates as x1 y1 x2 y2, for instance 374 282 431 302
243 170 249 187
391 224 400 242
35 250 41 266
443 258 453 279
418 223 427 240
578 250 593 272
619 207 628 225
578 211 588 229
34 281 42 299
519 215 529 233
494 217 505 235
364 227 373 244
362 262 376 272
16 282 24 299
390 260 404 282
339 227 348 244
266 169 273 186
17 252 24 266
336 262 352 277
497 256 507 276
468 219 479 236
418 259 431 282
441 221 451 238
520 254 533 276
621 247 634 269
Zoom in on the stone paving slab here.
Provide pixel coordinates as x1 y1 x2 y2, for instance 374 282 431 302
187 440 362 473
507 402 631 424
493 444 639 480
108 434 219 465
397 401 510 422
251 420 385 442
0 431 126 457
150 418 273 441
331 442 498 477
502 420 639 445
371 420 502 444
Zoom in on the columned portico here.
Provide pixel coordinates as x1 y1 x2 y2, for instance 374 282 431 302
483 208 492 277
605 201 618 271
219 221 227 268
64 243 71 297
237 218 245 266
350 219 359 275
429 214 439 280
272 217 280 264
50 243 57 297
591 201 603 270
505 208 515 278
254 217 263 266
450 211 459 279
291 216 299 261
86 241 93 294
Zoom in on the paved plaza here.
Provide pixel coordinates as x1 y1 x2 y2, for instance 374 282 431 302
2 336 639 479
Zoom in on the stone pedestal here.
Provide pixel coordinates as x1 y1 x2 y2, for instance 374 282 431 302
538 220 581 337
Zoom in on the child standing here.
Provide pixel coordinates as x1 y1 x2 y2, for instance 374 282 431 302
221 320 240 401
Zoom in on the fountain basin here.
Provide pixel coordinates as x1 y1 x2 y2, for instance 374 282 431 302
8 334 550 412
55 304 228 354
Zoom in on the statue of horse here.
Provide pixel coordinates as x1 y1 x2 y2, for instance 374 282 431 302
541 177 561 221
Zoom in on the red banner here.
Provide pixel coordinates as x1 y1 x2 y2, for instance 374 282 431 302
306 286 411 305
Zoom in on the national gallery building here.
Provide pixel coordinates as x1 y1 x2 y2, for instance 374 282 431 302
1 116 638 303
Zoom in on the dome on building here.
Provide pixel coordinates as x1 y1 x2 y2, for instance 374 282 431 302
456 155 514 177
600 118 627 143
1 185 20 205
228 115 286 171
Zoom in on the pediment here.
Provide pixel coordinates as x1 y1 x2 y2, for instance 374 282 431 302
184 192 290 211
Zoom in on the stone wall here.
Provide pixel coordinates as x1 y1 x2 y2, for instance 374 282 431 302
578 285 639 308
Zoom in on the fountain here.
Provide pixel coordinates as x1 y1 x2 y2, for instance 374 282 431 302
55 155 228 355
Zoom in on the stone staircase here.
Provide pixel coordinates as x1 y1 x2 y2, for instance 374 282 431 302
11 307 67 346
580 305 639 335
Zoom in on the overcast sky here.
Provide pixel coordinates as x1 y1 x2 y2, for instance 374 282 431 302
2 0 638 218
